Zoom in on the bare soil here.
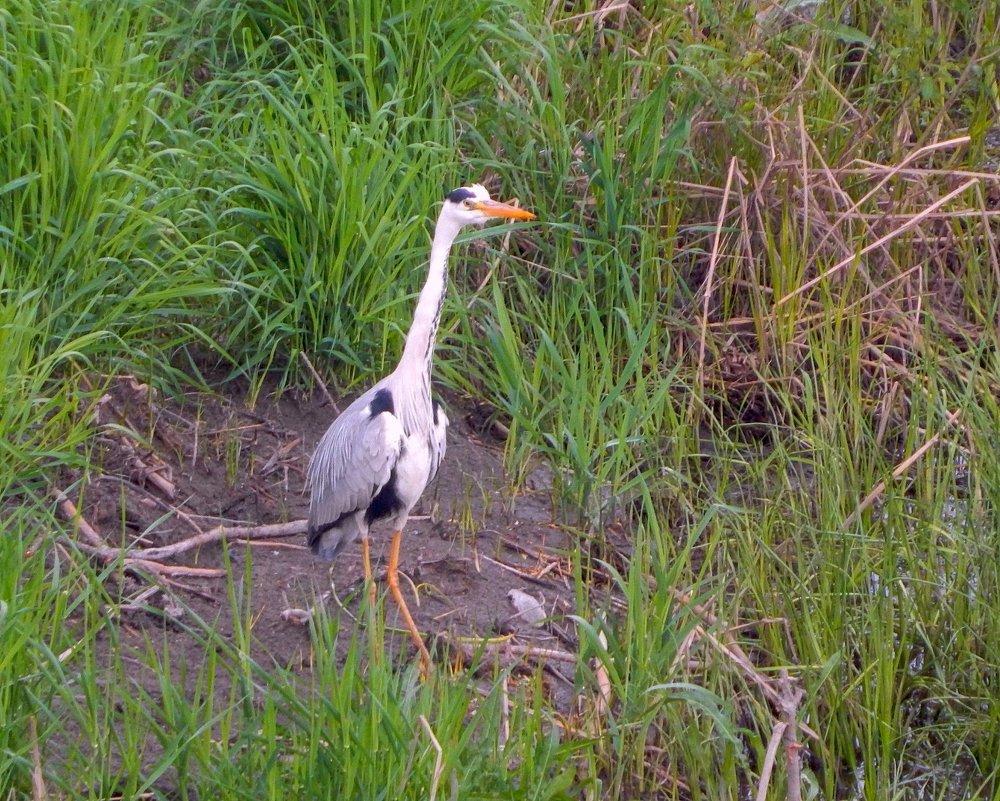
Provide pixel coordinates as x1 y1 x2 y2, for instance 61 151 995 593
64 374 582 686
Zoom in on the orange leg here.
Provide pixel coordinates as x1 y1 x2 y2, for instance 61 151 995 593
360 537 382 666
387 529 432 677
360 537 377 610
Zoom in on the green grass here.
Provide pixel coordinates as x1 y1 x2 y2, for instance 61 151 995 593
3 0 1000 798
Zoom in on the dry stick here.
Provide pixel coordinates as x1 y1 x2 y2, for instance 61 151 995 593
842 407 962 529
235 539 307 551
51 488 109 551
695 625 778 709
471 640 577 688
802 157 943 312
447 638 579 665
24 533 47 559
29 715 46 801
56 507 306 568
672 590 821 742
737 152 757 308
841 263 926 326
261 437 302 475
418 715 444 801
780 670 804 801
67 541 226 578
505 642 578 663
694 156 739 412
837 208 1000 221
116 434 177 501
754 721 788 801
479 553 559 587
100 519 309 563
555 0 632 27
777 177 979 307
299 351 340 414
119 584 166 612
124 560 224 578
95 475 205 537
500 535 560 564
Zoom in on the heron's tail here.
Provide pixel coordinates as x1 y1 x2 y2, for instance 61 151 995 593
307 513 362 561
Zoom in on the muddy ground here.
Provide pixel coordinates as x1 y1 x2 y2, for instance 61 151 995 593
62 374 590 693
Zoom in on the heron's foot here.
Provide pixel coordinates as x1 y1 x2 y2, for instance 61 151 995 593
418 649 432 682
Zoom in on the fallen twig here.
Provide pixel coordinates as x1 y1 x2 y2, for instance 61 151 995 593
501 642 578 663
447 635 577 666
753 671 805 801
70 519 308 564
261 437 302 476
67 541 226 578
116 585 162 613
110 429 176 501
479 553 559 587
300 351 340 413
235 538 308 551
95 474 205 537
444 636 576 687
51 488 108 551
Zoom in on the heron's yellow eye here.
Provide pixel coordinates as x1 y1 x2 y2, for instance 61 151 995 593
462 199 475 209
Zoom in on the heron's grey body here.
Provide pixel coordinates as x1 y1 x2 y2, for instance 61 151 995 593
305 183 534 675
307 184 520 560
306 376 448 560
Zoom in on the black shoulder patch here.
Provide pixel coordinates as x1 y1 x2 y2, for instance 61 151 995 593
446 186 476 203
432 398 443 426
369 387 394 417
365 470 402 525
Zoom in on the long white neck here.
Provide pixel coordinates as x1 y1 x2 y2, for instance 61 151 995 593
397 208 462 377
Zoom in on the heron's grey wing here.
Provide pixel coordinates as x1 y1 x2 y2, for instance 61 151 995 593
307 400 405 544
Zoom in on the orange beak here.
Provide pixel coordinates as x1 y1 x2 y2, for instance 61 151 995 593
472 200 536 220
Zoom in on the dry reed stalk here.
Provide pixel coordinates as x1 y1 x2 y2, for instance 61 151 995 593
419 715 445 801
694 156 740 410
778 177 979 307
842 407 963 528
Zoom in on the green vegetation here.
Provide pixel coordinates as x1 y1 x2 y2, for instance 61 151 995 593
2 0 999 798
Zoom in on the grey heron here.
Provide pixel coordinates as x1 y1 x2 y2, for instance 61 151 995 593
307 183 536 675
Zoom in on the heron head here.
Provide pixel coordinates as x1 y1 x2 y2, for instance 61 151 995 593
442 183 536 228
